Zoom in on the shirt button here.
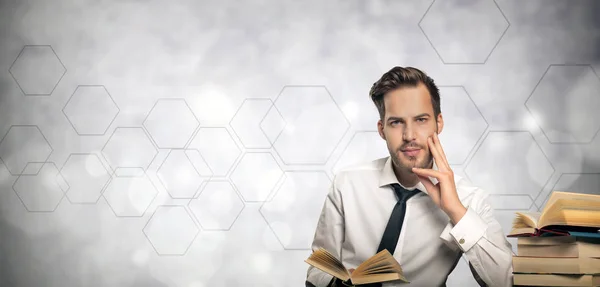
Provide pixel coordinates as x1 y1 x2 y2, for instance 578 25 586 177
459 238 465 244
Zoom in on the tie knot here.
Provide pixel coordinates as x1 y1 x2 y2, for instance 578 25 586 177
390 183 421 202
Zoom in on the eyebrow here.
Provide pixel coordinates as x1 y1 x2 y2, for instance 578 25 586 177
387 113 431 122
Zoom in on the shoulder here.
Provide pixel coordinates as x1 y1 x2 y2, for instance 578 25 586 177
332 157 387 187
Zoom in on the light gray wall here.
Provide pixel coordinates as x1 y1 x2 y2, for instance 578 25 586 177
0 0 599 286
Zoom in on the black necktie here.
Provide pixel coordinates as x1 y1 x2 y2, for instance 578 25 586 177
377 183 421 255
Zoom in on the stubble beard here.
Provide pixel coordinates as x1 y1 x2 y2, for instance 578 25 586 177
390 146 433 174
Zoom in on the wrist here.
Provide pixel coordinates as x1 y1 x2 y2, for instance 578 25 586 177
446 203 467 225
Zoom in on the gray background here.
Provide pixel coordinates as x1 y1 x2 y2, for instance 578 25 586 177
0 0 599 286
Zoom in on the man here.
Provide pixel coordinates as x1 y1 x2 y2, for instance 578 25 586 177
305 67 514 287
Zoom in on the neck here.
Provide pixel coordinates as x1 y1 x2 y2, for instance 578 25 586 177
393 165 420 187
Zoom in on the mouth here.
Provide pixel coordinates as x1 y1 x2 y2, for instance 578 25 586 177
401 148 421 157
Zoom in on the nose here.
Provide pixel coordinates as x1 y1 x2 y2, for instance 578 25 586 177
402 123 416 142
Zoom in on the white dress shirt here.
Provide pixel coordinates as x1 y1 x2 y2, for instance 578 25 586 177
306 156 514 287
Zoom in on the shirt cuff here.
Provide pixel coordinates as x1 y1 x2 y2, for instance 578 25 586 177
448 207 487 252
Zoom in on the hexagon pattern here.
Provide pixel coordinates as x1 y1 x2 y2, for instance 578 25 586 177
260 104 286 145
332 131 389 174
419 0 509 63
143 205 199 255
9 45 66 95
103 171 158 217
143 99 200 149
230 152 283 202
526 65 600 143
0 126 53 175
61 154 111 204
188 180 244 230
12 162 66 212
62 85 119 135
487 194 533 210
188 128 241 177
157 149 211 199
272 86 350 165
230 99 281 149
260 171 331 249
437 86 488 165
465 132 554 198
102 127 158 172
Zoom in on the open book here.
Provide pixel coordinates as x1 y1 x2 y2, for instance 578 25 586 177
305 248 408 285
508 191 600 237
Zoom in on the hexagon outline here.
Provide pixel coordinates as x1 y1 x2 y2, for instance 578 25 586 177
142 98 200 149
463 131 556 202
439 85 490 165
524 64 600 144
8 45 67 96
61 85 120 136
0 125 54 176
330 131 374 175
258 170 332 251
102 170 160 218
417 0 511 65
156 148 214 200
189 179 246 231
59 153 113 205
189 126 243 177
538 172 600 211
142 204 200 256
270 85 352 166
229 151 285 203
100 126 159 173
229 98 284 149
11 161 67 212
259 98 287 148
486 194 536 211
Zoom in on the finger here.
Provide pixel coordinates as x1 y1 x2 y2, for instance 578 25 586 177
426 137 447 170
432 133 450 168
412 167 444 179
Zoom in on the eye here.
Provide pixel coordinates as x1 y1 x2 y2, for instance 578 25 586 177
417 118 427 123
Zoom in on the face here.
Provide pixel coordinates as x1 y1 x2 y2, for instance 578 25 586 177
377 83 443 173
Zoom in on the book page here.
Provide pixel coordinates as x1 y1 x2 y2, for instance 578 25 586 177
539 198 600 228
305 248 350 282
514 212 541 228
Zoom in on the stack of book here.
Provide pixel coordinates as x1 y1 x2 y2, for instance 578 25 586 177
508 191 600 286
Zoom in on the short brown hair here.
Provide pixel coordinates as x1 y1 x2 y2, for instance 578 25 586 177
369 66 441 120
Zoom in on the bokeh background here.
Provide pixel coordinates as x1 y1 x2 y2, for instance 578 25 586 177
1 0 599 286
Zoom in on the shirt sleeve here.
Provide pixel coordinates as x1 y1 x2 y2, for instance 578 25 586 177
306 177 346 287
439 184 515 287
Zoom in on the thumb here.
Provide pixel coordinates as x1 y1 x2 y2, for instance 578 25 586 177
418 175 440 203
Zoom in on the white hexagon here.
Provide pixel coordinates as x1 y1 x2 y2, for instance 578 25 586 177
230 152 283 202
0 125 53 175
526 65 600 143
62 85 120 135
438 86 488 165
419 0 509 63
143 99 200 149
9 45 66 95
272 86 350 165
260 104 286 146
103 171 158 217
230 98 282 149
12 162 66 212
102 127 158 172
188 180 244 230
157 149 211 199
332 131 389 174
260 171 331 249
143 205 199 255
61 153 111 204
465 132 554 198
188 128 241 177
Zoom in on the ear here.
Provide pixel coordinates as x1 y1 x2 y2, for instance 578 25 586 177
436 113 444 134
377 119 386 140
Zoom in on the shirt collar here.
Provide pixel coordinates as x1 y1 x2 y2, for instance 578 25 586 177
378 156 439 195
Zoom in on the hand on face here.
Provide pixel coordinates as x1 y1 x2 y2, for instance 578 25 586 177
411 132 467 224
